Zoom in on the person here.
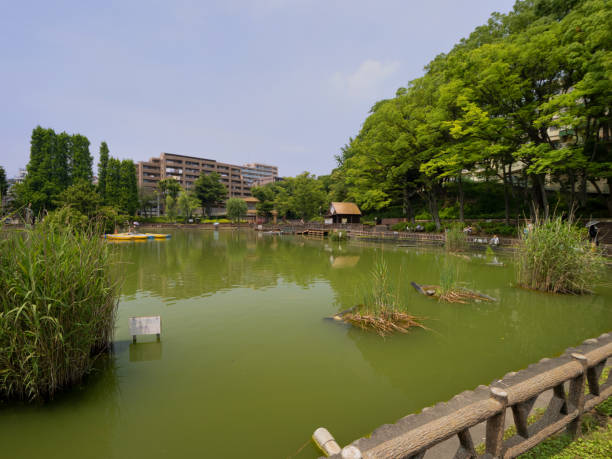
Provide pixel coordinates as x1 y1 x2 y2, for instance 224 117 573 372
463 225 473 235
588 224 599 246
490 234 499 246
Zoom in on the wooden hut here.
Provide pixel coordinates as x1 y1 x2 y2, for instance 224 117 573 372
326 202 361 224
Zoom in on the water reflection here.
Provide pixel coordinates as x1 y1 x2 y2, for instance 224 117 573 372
129 342 163 362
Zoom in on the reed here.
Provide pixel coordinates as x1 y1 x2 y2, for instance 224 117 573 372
516 216 605 294
344 259 426 336
0 222 120 401
445 223 467 252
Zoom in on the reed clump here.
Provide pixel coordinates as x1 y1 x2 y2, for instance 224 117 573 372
339 259 426 337
516 216 605 294
445 223 467 252
0 222 120 401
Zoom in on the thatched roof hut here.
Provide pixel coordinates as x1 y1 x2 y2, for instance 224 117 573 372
326 202 361 224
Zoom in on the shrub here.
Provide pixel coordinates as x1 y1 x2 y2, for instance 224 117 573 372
0 223 120 401
390 222 409 231
516 216 605 294
424 222 437 233
415 211 432 220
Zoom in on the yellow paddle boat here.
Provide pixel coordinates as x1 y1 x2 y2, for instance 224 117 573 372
144 233 171 239
105 232 149 241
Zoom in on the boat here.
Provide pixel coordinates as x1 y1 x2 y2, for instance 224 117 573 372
144 233 171 239
105 232 151 241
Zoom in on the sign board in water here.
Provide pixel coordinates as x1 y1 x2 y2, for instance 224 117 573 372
129 316 161 343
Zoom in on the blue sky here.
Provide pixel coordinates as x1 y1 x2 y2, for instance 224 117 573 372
0 0 517 178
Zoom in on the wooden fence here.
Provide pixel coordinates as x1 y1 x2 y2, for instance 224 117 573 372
318 332 612 458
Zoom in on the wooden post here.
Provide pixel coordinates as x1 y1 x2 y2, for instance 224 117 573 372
486 387 508 458
567 353 588 438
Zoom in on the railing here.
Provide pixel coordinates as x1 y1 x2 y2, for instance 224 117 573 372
317 332 612 458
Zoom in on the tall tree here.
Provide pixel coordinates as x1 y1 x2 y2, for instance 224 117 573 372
226 197 248 223
194 172 226 217
0 166 7 199
119 160 139 215
105 157 122 209
69 134 93 184
98 142 110 201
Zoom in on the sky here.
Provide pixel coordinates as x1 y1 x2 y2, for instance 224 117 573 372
0 0 517 179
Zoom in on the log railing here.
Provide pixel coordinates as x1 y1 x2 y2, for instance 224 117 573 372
317 332 612 459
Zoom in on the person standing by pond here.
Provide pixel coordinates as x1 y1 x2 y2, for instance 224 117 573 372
588 222 600 246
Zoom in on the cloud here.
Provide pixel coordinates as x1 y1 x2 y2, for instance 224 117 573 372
331 59 400 100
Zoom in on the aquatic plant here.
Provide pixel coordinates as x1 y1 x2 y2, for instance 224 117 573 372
0 222 120 401
516 216 605 294
445 222 467 252
338 259 426 336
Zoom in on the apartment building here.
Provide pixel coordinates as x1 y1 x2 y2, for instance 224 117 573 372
240 163 279 185
138 153 277 198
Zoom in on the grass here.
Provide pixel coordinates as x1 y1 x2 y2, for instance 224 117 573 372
338 259 426 337
0 221 120 401
516 216 605 294
445 222 468 252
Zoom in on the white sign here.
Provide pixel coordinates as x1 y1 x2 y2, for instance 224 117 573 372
129 316 161 337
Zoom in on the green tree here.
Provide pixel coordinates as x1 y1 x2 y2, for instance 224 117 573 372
165 195 178 221
158 178 181 199
105 157 122 209
194 172 226 217
119 160 138 215
98 142 109 201
69 134 93 184
54 181 103 216
0 166 7 204
289 173 327 221
177 191 200 221
251 186 275 218
226 197 247 223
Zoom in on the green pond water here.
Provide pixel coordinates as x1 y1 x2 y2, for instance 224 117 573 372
2 229 611 458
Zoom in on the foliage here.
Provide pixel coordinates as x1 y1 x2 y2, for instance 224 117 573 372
158 178 181 200
516 216 605 293
42 206 89 232
226 197 247 223
0 165 7 200
97 141 109 201
328 0 612 221
251 173 327 221
165 195 178 222
54 180 103 215
194 172 226 217
177 191 200 221
445 222 468 252
0 223 119 401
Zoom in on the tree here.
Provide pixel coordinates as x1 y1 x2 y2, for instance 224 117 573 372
54 181 103 216
98 142 109 202
289 173 327 221
177 191 200 221
69 134 93 184
158 178 181 199
165 195 178 221
194 172 226 217
119 160 139 215
0 166 7 203
251 186 275 218
226 198 247 223
105 158 122 209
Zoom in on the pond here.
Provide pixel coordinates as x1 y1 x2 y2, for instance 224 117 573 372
2 229 611 458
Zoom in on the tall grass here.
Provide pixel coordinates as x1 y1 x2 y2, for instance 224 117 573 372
341 259 425 336
0 222 120 401
445 223 467 252
516 216 605 294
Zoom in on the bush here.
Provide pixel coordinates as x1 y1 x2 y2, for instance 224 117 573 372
0 223 120 401
516 216 605 294
424 222 437 233
390 222 409 231
415 211 432 220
